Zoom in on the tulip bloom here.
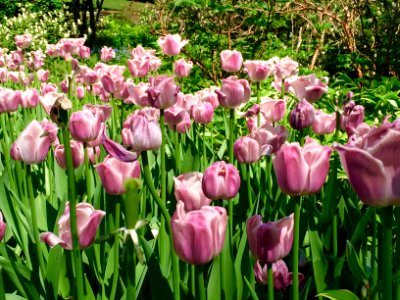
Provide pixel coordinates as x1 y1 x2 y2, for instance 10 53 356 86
247 214 294 264
15 34 32 49
202 161 241 199
54 140 84 169
191 101 214 124
244 60 275 82
171 201 227 265
100 46 115 61
95 155 141 195
147 75 179 109
174 172 212 211
0 88 21 113
336 120 400 206
0 211 6 241
69 108 102 143
157 34 188 56
220 50 243 72
250 125 288 155
289 98 315 130
128 59 151 78
11 119 58 164
340 100 365 134
312 110 337 135
20 88 40 108
273 137 332 196
234 136 261 164
40 202 105 250
174 58 193 77
216 76 251 109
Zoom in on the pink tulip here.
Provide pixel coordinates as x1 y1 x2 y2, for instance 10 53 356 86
15 34 32 49
54 140 84 169
37 69 49 82
171 201 227 265
20 88 40 108
234 136 261 164
174 58 193 77
147 75 179 109
244 60 275 82
0 67 8 82
250 125 288 155
122 107 162 151
196 87 219 109
247 214 294 263
312 110 337 135
274 56 299 82
216 76 251 108
39 92 65 115
95 155 140 195
69 108 102 143
174 172 212 211
79 46 91 59
128 59 151 78
335 119 400 206
191 101 214 124
273 137 332 196
11 119 58 164
100 46 115 62
287 74 328 103
87 146 101 164
220 50 243 72
40 202 105 250
81 67 99 85
165 105 187 127
176 92 198 112
0 211 6 241
257 98 286 126
289 98 315 130
202 161 241 200
175 112 191 133
40 83 58 95
157 34 188 56
125 81 150 106
0 88 21 113
76 86 85 99
340 100 365 134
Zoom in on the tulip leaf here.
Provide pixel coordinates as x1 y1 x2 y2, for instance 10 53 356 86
350 207 375 244
346 241 367 284
317 289 360 300
243 276 259 300
220 228 235 300
234 227 247 300
387 99 398 108
207 257 221 300
309 230 328 296
45 245 63 300
5 294 26 300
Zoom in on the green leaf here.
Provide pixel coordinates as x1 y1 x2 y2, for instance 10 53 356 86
346 241 367 283
318 289 360 300
243 276 259 300
387 99 398 108
45 246 63 300
350 207 374 244
309 230 328 296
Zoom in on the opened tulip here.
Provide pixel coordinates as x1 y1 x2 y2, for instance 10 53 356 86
0 211 6 241
157 34 188 56
287 74 328 103
54 140 84 169
247 214 294 264
312 110 336 135
20 88 40 108
165 105 187 127
336 119 400 206
11 119 58 164
216 76 251 109
340 100 365 134
147 75 179 109
202 161 240 199
191 101 214 124
69 108 102 143
40 202 105 250
128 58 151 78
273 137 332 196
15 34 32 49
174 172 212 211
171 201 227 265
244 60 275 82
250 125 288 155
220 50 243 72
174 58 193 77
0 88 21 113
100 46 115 61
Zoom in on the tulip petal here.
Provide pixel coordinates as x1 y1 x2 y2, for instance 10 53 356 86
40 232 70 249
102 131 139 162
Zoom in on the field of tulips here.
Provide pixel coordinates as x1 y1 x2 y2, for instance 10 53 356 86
0 30 399 300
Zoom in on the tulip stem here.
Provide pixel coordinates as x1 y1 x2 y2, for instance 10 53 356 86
196 265 206 300
174 130 181 174
267 263 274 300
371 208 378 300
84 144 92 202
125 235 136 300
395 208 400 299
110 199 121 300
381 206 393 300
246 164 253 209
26 165 46 290
202 125 207 171
62 128 84 300
292 196 302 300
228 108 235 164
256 82 261 127
0 266 4 300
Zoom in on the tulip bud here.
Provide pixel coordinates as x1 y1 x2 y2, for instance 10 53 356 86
174 58 193 77
54 140 84 169
69 109 102 143
234 136 260 163
147 75 179 109
216 76 251 109
157 34 188 56
289 99 315 130
202 161 241 199
0 211 6 241
220 50 243 72
171 201 227 265
191 101 214 124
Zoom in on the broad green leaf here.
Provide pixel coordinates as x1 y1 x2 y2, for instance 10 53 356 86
309 230 328 297
207 257 221 300
45 246 63 300
318 289 360 300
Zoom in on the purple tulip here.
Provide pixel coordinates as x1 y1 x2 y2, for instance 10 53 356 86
157 34 188 56
340 100 365 134
220 50 243 72
273 137 332 196
174 172 212 211
216 76 251 109
247 214 294 264
40 202 105 250
202 161 241 200
54 140 84 169
335 119 400 206
0 211 6 241
171 201 227 265
289 98 315 130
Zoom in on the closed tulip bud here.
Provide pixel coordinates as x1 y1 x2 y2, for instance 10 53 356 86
55 140 84 169
40 202 105 250
202 161 240 199
289 98 315 130
20 88 40 108
174 172 212 211
100 46 115 62
157 34 188 56
216 76 251 109
147 75 179 109
247 214 294 264
174 58 193 77
273 137 332 196
312 110 336 135
11 119 58 164
220 50 243 72
37 69 49 82
76 86 85 99
95 155 140 195
0 211 6 241
234 136 260 163
171 201 227 265
69 109 102 143
244 60 274 82
191 101 214 124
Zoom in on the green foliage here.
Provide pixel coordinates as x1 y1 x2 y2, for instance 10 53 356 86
0 0 63 18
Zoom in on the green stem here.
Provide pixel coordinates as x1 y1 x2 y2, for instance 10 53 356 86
381 206 393 300
190 264 196 297
84 144 92 202
26 165 46 289
125 236 136 300
195 265 206 300
175 129 181 174
228 108 235 164
395 208 400 299
246 164 253 209
256 82 261 127
371 208 378 300
202 125 207 171
292 196 302 300
160 110 166 204
62 128 84 300
0 266 5 300
110 199 121 300
268 263 274 300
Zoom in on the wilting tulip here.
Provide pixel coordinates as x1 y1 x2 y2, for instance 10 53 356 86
234 136 261 164
157 34 188 56
40 202 105 250
273 137 332 196
244 60 275 82
69 109 102 143
247 214 294 264
202 161 240 199
220 50 243 73
312 110 336 135
191 101 214 124
100 46 115 62
0 211 6 241
174 172 212 211
171 201 227 265
254 260 304 290
336 119 400 206
289 98 316 130
15 34 32 49
95 155 140 195
11 119 58 164
147 75 179 109
287 74 328 103
216 76 251 109
174 58 193 77
54 140 84 169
